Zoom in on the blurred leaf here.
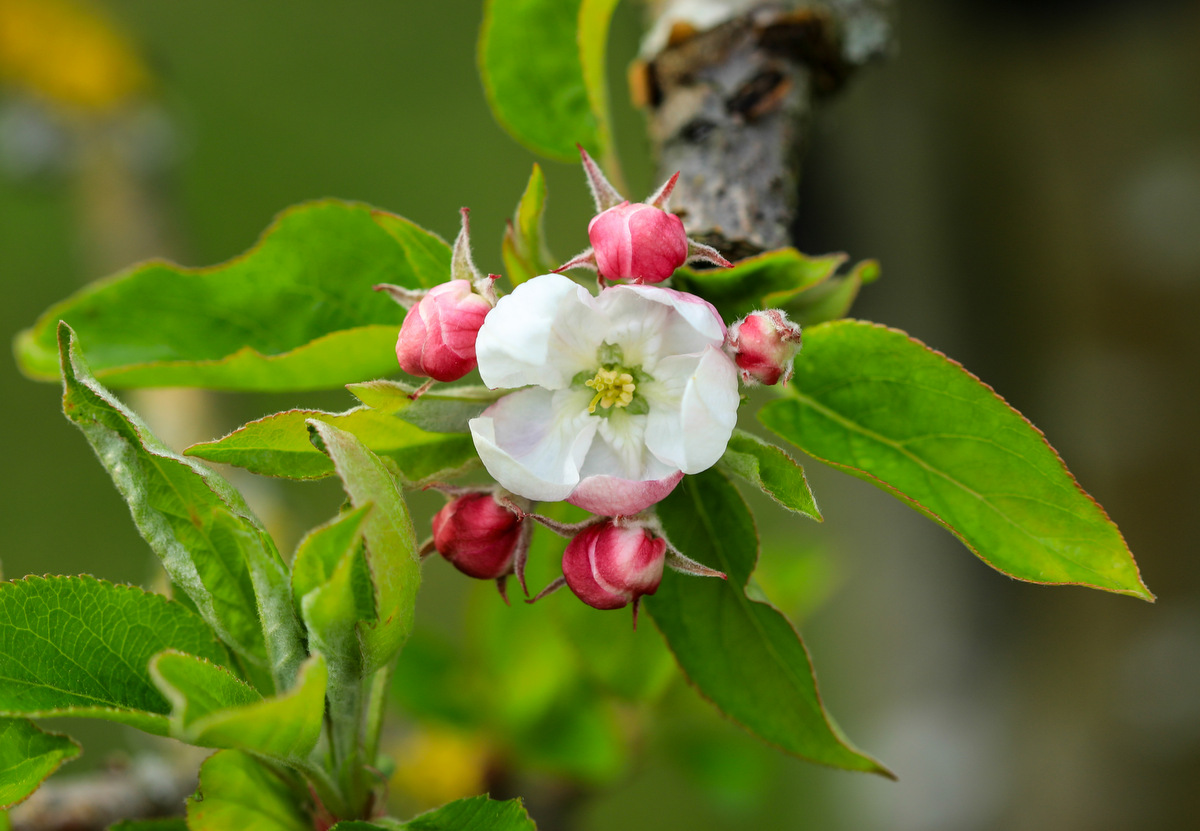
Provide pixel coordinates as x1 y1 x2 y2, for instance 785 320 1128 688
151 652 327 764
758 320 1153 600
308 423 421 674
718 429 821 521
187 750 309 831
185 407 477 485
58 325 305 690
501 165 554 286
672 249 845 321
789 259 879 326
480 0 610 165
16 201 434 391
0 718 79 809
348 379 503 434
646 470 891 775
107 820 189 831
0 576 227 735
370 210 453 288
328 796 534 830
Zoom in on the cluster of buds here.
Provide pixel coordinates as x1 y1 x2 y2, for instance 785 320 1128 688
724 308 803 386
375 208 498 395
391 150 806 620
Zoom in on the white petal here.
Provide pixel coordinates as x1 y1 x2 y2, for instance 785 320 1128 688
597 284 725 369
475 273 606 390
643 345 739 473
469 387 598 502
579 412 679 482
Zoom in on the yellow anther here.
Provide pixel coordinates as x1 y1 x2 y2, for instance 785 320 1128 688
585 369 636 413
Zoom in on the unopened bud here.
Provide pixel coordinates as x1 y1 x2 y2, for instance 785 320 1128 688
588 202 689 284
726 309 802 386
431 492 523 580
562 521 665 610
395 279 492 382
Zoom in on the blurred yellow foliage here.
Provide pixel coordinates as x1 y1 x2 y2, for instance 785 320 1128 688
389 727 490 811
0 0 148 110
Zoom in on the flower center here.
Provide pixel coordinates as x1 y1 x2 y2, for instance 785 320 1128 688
585 368 636 413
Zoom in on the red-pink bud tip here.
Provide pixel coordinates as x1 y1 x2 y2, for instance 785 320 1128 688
395 279 492 382
562 521 666 611
587 202 689 284
726 309 803 386
431 492 525 581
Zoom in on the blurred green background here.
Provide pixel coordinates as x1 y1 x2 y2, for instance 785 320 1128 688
3 0 1198 829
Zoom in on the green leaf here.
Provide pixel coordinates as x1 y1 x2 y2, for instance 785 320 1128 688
308 422 421 673
185 407 477 485
187 750 309 831
370 210 453 289
718 429 821 521
501 165 554 287
0 719 80 809
789 258 879 326
672 249 846 321
348 379 503 434
291 505 375 618
646 470 891 775
330 795 536 830
480 0 610 165
758 320 1152 600
58 325 306 690
16 200 435 391
0 576 227 735
151 652 327 764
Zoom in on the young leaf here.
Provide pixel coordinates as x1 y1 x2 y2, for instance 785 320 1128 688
185 407 477 484
151 652 327 765
0 576 227 735
187 750 310 831
308 422 421 674
107 820 189 831
789 258 880 326
758 320 1153 600
348 379 503 434
480 0 611 165
58 324 307 690
370 210 453 288
645 470 891 776
291 504 375 616
0 719 80 809
718 429 821 520
329 795 536 830
671 249 846 320
501 165 554 286
17 200 438 391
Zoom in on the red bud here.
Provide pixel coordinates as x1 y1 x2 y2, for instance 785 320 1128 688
431 493 523 580
587 202 689 284
562 521 666 610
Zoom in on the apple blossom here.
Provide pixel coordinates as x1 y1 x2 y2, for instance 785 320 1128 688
468 272 740 516
726 309 803 386
556 147 733 284
376 207 498 387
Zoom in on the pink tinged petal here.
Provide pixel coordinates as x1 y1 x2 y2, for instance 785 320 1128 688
562 526 628 609
469 387 598 503
566 469 684 516
644 346 739 473
591 530 666 598
395 280 490 382
474 273 606 390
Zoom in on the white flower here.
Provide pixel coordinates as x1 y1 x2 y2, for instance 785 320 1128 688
468 273 739 515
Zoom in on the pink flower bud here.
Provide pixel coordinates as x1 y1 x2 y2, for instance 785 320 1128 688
727 309 803 386
561 521 666 610
431 492 523 580
395 279 493 382
587 201 689 284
